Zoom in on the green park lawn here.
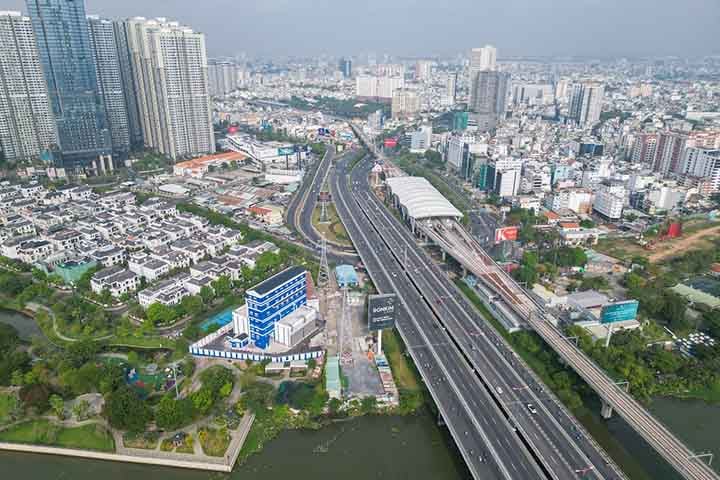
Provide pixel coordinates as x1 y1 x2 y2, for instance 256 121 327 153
0 393 18 423
0 419 115 452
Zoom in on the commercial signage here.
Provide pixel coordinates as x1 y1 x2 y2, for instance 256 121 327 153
368 294 397 331
494 226 519 243
277 147 295 156
600 300 639 324
383 138 398 148
294 145 309 153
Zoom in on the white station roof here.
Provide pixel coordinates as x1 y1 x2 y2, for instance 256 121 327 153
386 176 463 220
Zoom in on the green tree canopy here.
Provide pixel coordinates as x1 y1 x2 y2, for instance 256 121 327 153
104 386 152 433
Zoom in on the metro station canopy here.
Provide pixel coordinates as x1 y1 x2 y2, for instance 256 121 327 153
386 177 463 221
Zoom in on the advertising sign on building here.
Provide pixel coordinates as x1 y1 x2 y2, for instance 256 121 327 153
368 294 397 331
600 300 639 324
494 226 519 243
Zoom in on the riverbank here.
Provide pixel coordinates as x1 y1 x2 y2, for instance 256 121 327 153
0 412 469 480
0 412 255 473
0 442 233 472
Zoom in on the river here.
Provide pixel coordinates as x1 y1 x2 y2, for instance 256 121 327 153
0 308 44 342
2 397 718 480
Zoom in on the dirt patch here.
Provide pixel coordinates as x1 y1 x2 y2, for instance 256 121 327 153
648 225 720 263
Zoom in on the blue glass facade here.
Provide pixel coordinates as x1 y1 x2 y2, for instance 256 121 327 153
27 0 112 168
246 268 307 349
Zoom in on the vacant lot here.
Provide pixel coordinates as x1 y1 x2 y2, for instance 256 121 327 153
382 329 420 392
648 225 720 263
595 222 720 264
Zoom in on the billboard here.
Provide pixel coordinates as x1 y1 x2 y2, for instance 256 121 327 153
384 138 398 148
494 226 519 243
600 300 639 324
368 294 397 331
294 145 309 153
277 147 295 156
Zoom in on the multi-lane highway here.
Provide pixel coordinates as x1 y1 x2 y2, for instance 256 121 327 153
285 146 356 262
334 152 627 480
331 154 546 479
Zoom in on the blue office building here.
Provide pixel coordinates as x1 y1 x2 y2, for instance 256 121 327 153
246 267 307 349
27 0 112 169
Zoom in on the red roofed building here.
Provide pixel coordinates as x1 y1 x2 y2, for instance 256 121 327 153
173 151 247 178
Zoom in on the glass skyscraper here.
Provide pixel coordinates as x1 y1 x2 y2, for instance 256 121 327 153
26 0 112 169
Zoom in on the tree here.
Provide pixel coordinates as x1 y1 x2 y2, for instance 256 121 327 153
514 265 538 287
630 256 650 270
146 303 177 326
199 286 215 304
211 275 232 298
219 382 233 398
73 399 91 421
127 351 140 366
180 295 204 317
11 370 24 387
191 388 214 414
579 219 595 229
424 150 442 166
104 386 152 433
579 276 609 291
99 289 113 306
328 398 342 417
66 340 99 369
703 310 720 338
60 362 102 396
360 396 377 414
19 383 51 413
49 394 65 419
624 272 645 291
156 396 194 430
662 292 688 331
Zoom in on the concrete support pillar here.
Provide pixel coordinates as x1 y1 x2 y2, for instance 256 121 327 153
600 400 613 419
442 250 447 262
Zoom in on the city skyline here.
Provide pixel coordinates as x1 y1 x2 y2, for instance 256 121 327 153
2 0 719 59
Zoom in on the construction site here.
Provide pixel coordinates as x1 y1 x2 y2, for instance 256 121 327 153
318 237 399 406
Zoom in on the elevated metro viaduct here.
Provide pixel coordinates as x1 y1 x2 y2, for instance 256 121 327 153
381 172 719 480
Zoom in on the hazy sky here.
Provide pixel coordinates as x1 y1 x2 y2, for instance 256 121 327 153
7 0 720 59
